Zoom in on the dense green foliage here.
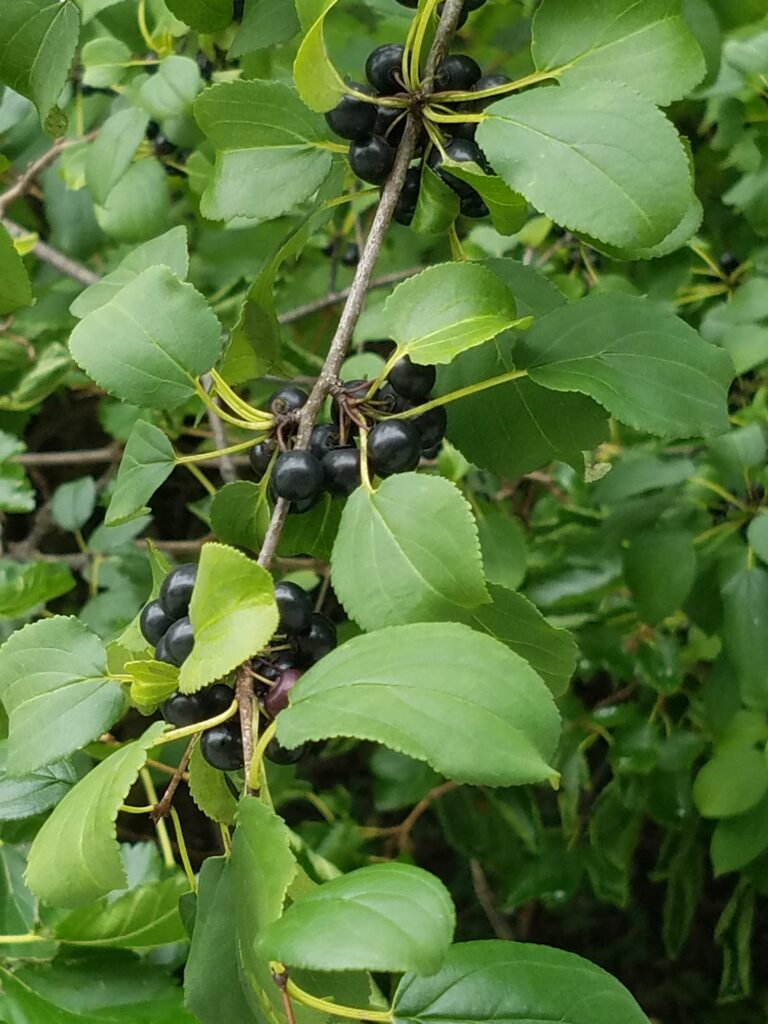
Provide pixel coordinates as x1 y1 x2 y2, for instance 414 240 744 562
0 0 765 1022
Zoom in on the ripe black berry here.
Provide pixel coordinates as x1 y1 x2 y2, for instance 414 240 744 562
388 355 436 401
275 580 313 636
470 73 511 109
332 379 370 423
377 381 413 414
393 166 421 226
365 44 406 95
264 668 303 717
232 0 245 20
249 439 275 479
414 405 448 449
368 419 422 476
435 54 481 91
155 635 173 665
265 739 308 765
205 683 234 715
159 564 197 620
422 442 442 459
140 599 175 646
342 242 360 267
165 616 195 667
162 691 208 727
375 105 407 146
268 384 308 415
272 451 324 502
428 138 488 197
309 423 341 460
325 86 377 141
146 120 161 141
460 192 488 218
296 612 337 663
201 722 244 771
719 252 739 275
349 136 396 185
451 121 477 140
322 448 361 496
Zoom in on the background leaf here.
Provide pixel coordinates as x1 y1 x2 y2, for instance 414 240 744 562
51 477 96 532
0 224 32 314
106 420 175 526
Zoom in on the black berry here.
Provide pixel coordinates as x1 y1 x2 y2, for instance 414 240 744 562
349 136 396 185
265 739 308 765
368 419 422 476
161 691 208 727
159 563 197 620
165 616 195 667
414 405 448 449
332 379 370 423
268 384 308 415
470 73 511 109
322 448 361 496
719 252 739 275
205 683 235 715
393 166 421 226
395 0 418 6
435 54 481 91
275 580 313 636
309 423 342 461
460 192 488 218
272 451 324 502
201 722 244 771
377 381 413 414
342 242 360 267
233 0 245 20
155 635 174 665
249 439 276 479
264 668 303 717
325 86 377 141
428 138 489 197
388 355 436 401
140 599 175 646
365 44 406 95
296 612 338 663
375 105 407 146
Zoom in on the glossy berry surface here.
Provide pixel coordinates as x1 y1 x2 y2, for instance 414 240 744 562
273 451 324 501
414 405 448 449
389 355 436 401
155 635 173 665
205 683 234 715
377 381 413 414
249 439 275 479
268 384 308 414
325 88 377 141
349 136 395 185
165 616 195 666
368 419 422 476
275 580 313 636
296 612 338 664
365 44 406 94
309 423 341 461
470 73 511 109
323 448 361 496
201 722 244 772
140 599 174 646
429 138 489 197
264 668 303 717
159 563 197 620
161 691 208 728
375 105 407 146
266 739 308 766
332 379 370 423
435 54 481 91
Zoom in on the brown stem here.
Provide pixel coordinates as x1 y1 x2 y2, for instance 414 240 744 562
151 736 198 822
277 267 421 325
236 663 256 796
272 969 297 1024
3 219 98 287
470 858 514 940
0 135 97 214
378 780 459 853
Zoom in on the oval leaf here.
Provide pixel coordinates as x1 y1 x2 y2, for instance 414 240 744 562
105 420 175 527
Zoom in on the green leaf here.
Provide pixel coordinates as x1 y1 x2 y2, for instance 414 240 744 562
293 0 345 112
711 793 768 876
278 622 561 786
106 420 175 526
477 83 695 254
127 658 178 712
393 940 651 1024
0 744 82 820
180 542 278 692
444 165 527 235
411 166 460 236
277 492 343 562
259 863 455 975
188 743 237 825
476 508 527 590
80 36 131 87
232 796 297 930
0 0 80 122
519 293 733 437
85 108 149 206
70 227 189 319
0 616 123 775
51 477 97 532
54 876 188 948
0 224 32 314
231 0 300 55
194 80 333 222
139 56 203 120
466 584 577 698
69 265 223 410
94 159 169 244
747 514 768 565
532 0 706 106
331 474 488 631
0 341 73 412
166 0 231 32
384 263 518 365
722 567 768 709
0 560 75 617
209 480 270 553
25 722 166 907
693 745 768 819
623 530 697 624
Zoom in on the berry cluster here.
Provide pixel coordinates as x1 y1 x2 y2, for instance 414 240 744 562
249 356 445 513
324 2 506 226
139 567 337 771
